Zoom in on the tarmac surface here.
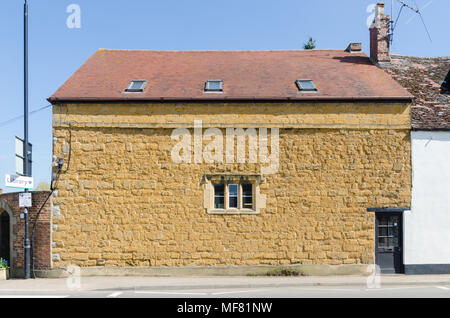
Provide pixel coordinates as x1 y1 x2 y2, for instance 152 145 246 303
0 275 450 298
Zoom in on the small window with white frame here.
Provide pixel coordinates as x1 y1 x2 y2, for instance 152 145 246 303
204 174 263 214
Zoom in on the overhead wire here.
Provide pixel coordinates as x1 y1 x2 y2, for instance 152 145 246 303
0 104 51 128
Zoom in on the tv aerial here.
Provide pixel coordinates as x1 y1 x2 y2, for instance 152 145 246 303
389 0 433 44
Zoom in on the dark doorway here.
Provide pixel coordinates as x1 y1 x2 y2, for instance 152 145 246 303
441 70 449 94
375 212 404 274
0 211 10 264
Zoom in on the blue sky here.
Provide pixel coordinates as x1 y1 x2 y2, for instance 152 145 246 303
0 0 449 192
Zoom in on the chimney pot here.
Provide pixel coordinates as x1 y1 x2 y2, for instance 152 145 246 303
376 2 385 20
346 43 362 53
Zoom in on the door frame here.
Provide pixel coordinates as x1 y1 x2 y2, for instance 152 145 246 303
367 207 409 274
375 212 404 274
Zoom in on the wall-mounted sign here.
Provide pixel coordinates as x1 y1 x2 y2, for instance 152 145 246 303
5 174 34 189
19 193 32 208
15 136 32 176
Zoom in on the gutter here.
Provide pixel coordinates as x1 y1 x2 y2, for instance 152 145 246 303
48 96 413 104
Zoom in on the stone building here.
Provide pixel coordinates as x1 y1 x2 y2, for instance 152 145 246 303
47 6 414 274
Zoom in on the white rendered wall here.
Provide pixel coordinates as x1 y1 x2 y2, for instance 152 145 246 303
404 131 450 265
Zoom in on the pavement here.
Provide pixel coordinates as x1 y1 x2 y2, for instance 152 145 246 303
1 274 450 293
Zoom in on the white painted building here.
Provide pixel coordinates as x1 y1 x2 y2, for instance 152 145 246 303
405 131 450 273
383 54 450 274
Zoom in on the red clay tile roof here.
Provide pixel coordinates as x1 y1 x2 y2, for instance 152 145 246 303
49 49 412 102
383 54 450 130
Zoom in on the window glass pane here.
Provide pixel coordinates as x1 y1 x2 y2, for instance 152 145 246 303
228 184 238 196
228 184 238 209
229 197 238 209
215 196 224 209
379 227 388 237
130 81 145 90
242 184 252 196
297 80 317 91
214 184 225 209
214 184 225 196
299 81 315 89
379 216 388 226
392 226 398 236
207 81 222 90
242 184 253 209
378 237 388 248
210 82 221 89
243 197 253 209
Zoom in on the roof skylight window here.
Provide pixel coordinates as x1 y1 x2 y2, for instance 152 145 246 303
205 80 223 92
296 79 318 92
125 80 147 92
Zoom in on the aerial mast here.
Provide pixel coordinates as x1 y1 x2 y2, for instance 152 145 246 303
390 0 433 44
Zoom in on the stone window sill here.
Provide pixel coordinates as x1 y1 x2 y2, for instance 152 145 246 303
207 209 260 215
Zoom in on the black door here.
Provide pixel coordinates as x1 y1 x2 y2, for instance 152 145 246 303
375 212 404 274
0 211 10 263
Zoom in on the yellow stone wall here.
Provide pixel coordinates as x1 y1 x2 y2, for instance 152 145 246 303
51 102 411 267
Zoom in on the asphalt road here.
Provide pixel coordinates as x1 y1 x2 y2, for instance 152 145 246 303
0 285 449 298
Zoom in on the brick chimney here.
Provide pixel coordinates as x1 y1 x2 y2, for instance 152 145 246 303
370 3 391 64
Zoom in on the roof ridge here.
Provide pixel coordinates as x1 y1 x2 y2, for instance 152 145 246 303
96 48 348 53
391 53 450 60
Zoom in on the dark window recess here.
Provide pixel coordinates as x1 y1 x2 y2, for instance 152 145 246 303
228 184 238 209
242 184 253 209
125 80 147 92
442 71 450 94
214 184 225 209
